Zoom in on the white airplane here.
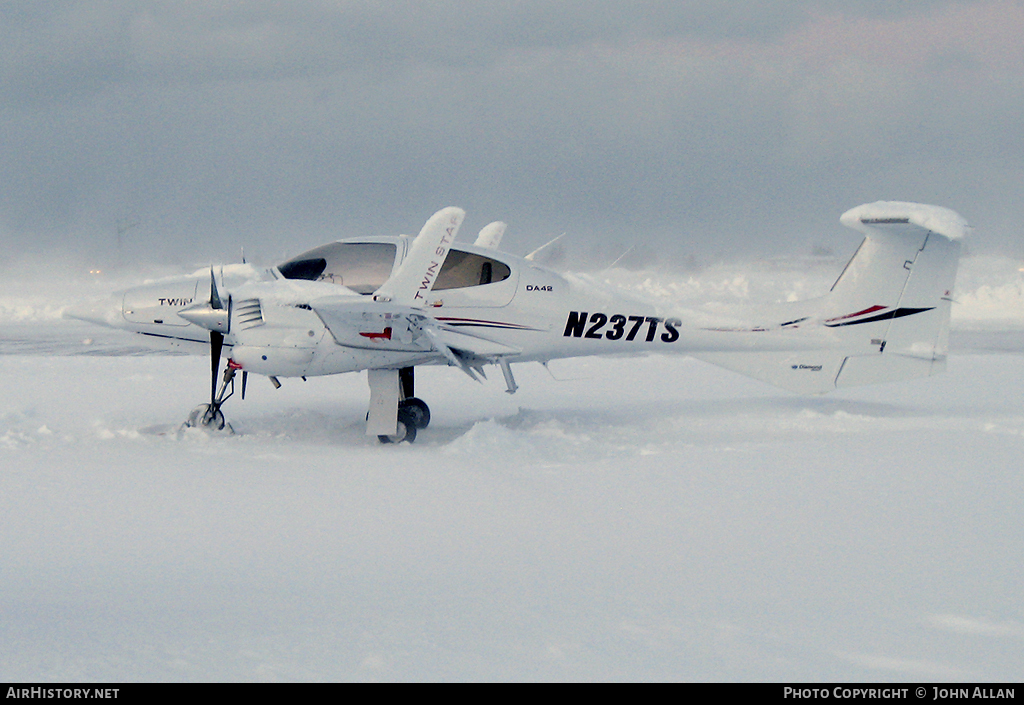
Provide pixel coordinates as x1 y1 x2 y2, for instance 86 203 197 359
68 201 968 443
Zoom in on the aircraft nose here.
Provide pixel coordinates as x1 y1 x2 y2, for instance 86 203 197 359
63 294 124 328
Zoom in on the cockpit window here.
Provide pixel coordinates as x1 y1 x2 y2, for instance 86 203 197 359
434 251 512 290
278 258 327 281
277 242 510 294
277 242 397 294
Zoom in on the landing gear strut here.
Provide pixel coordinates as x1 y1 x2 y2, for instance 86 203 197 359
181 270 242 433
369 366 430 444
378 404 420 444
398 366 430 430
185 359 242 433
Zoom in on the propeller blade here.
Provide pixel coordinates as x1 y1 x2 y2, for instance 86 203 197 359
241 370 248 400
372 207 465 306
210 268 224 310
211 330 224 406
474 221 507 250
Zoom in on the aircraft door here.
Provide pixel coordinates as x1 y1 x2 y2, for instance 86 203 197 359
422 249 519 308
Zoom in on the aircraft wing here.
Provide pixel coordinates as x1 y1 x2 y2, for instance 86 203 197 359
312 205 519 378
424 325 520 357
309 297 519 361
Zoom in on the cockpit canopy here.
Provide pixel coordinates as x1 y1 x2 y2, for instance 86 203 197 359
278 242 397 294
277 241 511 294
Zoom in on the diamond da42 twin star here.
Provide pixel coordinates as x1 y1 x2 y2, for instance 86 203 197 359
68 201 968 443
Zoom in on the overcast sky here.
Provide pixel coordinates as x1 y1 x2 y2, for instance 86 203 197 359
2 1 1022 268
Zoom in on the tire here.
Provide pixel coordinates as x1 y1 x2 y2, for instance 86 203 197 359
187 404 226 431
399 397 431 429
378 407 418 444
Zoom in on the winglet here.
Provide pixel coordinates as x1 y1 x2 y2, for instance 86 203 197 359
373 207 465 306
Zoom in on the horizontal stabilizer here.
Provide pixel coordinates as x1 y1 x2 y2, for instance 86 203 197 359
835 353 944 388
694 350 945 394
694 351 847 395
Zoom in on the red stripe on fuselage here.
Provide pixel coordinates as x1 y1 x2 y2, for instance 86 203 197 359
825 305 887 323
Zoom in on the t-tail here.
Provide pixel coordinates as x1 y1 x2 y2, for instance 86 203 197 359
695 201 968 394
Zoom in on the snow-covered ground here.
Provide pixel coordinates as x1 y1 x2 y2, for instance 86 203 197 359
1 256 1023 681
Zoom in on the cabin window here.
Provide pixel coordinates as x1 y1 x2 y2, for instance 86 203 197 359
433 251 511 290
278 243 510 294
278 242 397 294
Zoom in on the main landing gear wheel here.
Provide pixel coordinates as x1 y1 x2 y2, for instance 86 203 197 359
378 406 418 444
399 397 430 430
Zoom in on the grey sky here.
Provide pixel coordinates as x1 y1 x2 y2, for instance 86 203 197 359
2 1 1022 268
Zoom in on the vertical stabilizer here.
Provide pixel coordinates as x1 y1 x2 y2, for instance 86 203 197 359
694 202 967 393
827 201 965 388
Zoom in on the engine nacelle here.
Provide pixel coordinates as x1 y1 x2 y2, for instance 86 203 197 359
231 345 316 377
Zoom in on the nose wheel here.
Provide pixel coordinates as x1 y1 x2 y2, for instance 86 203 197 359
184 357 241 433
186 403 227 431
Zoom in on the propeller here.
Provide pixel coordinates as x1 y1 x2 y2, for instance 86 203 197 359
209 270 228 408
179 270 230 334
179 269 231 410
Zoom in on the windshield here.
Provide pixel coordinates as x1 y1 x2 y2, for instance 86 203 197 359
278 242 511 294
278 242 398 294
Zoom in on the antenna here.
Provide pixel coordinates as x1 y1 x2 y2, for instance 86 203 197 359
603 245 635 271
524 233 566 261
